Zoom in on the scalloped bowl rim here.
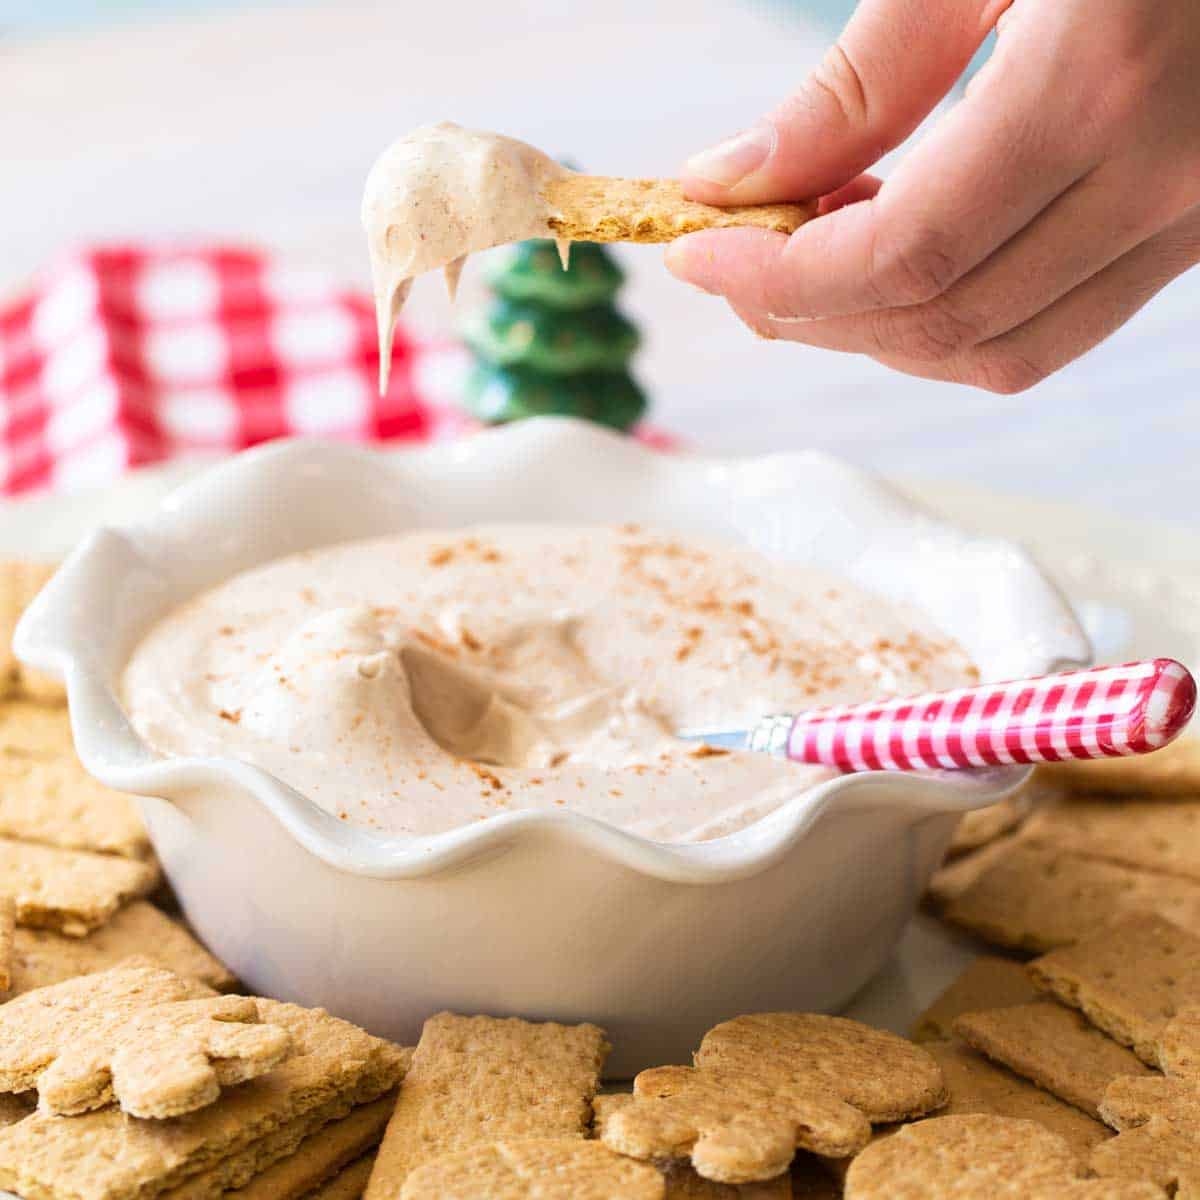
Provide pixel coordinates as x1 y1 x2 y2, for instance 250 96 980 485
15 421 1091 883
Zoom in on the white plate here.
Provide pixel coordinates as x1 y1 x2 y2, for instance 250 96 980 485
4 456 1197 1043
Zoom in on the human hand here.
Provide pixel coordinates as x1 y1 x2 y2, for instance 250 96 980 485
665 0 1200 392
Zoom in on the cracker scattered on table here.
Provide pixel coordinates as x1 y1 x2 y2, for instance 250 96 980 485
1029 913 1200 1065
0 835 159 936
924 1040 1111 1159
926 835 1019 907
399 1138 665 1200
843 1114 1164 1199
365 1012 608 1199
0 559 66 703
0 997 407 1200
0 752 151 859
912 956 1039 1043
1040 737 1200 798
953 1000 1152 1120
304 1153 377 1200
602 1013 945 1184
1022 796 1200 883
931 840 1200 953
1091 1006 1200 1195
542 176 814 243
8 898 236 994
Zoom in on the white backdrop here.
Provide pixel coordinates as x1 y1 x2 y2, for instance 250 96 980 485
2 0 1197 526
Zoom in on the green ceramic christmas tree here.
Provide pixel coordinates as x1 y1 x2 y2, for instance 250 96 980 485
462 239 647 431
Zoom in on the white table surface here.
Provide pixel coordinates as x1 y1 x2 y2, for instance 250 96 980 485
2 0 1197 529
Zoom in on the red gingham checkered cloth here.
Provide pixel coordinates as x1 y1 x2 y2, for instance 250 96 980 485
0 244 473 496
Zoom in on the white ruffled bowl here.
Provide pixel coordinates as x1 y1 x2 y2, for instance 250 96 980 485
15 419 1089 1075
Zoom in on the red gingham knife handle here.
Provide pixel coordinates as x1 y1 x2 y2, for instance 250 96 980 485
772 659 1197 771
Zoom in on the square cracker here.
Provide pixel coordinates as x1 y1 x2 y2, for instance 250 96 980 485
1029 913 1200 1065
0 998 407 1200
304 1154 377 1200
0 560 66 703
1039 736 1200 798
947 795 1032 859
1022 796 1200 883
0 835 159 936
0 700 77 759
0 752 150 859
923 1040 1111 1159
364 1012 608 1198
8 899 235 994
912 956 1039 1043
930 840 1200 953
953 999 1152 1119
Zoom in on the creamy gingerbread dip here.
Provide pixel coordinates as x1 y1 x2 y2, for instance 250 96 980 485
121 525 977 844
362 122 572 387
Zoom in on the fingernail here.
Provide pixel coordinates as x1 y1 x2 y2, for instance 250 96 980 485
685 124 775 188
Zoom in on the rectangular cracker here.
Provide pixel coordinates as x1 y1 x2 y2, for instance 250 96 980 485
1029 912 1200 1065
0 998 408 1200
543 175 814 243
0 835 159 936
911 956 1039 1042
8 898 235 994
0 752 151 859
1038 736 1200 797
364 1012 608 1198
930 840 1200 953
923 1039 1110 1159
0 559 66 703
304 1154 376 1200
946 795 1031 859
1022 796 1200 882
165 1091 399 1200
953 999 1152 1119
0 896 13 994
0 699 76 759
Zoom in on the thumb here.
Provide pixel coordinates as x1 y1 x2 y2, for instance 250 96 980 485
681 0 1006 204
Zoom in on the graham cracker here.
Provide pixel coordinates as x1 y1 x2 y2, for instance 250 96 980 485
0 699 76 759
0 752 150 859
1029 913 1200 1065
0 835 159 936
165 1091 399 1200
1090 1006 1200 1195
953 1000 1152 1119
947 795 1032 858
40 993 291 1119
924 1040 1110 1158
602 1014 945 1183
931 840 1200 953
398 1138 665 1200
0 559 66 704
912 956 1039 1042
593 1094 794 1199
1040 736 1200 798
1022 796 1200 883
0 895 14 993
843 1114 1163 1199
542 176 814 243
304 1154 376 1200
0 997 407 1200
8 898 236 994
364 1012 608 1198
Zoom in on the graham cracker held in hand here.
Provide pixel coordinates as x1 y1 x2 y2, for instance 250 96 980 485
925 1040 1111 1160
0 997 407 1200
1091 1006 1200 1195
8 898 235 995
953 1000 1151 1120
930 839 1200 953
1030 913 1200 1065
542 176 814 243
0 560 66 703
365 1012 608 1198
912 956 1039 1043
1022 796 1200 883
843 1114 1163 1199
0 835 159 936
602 1013 945 1184
400 1138 665 1200
1040 736 1200 798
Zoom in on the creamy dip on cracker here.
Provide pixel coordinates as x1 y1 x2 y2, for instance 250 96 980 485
121 525 977 843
